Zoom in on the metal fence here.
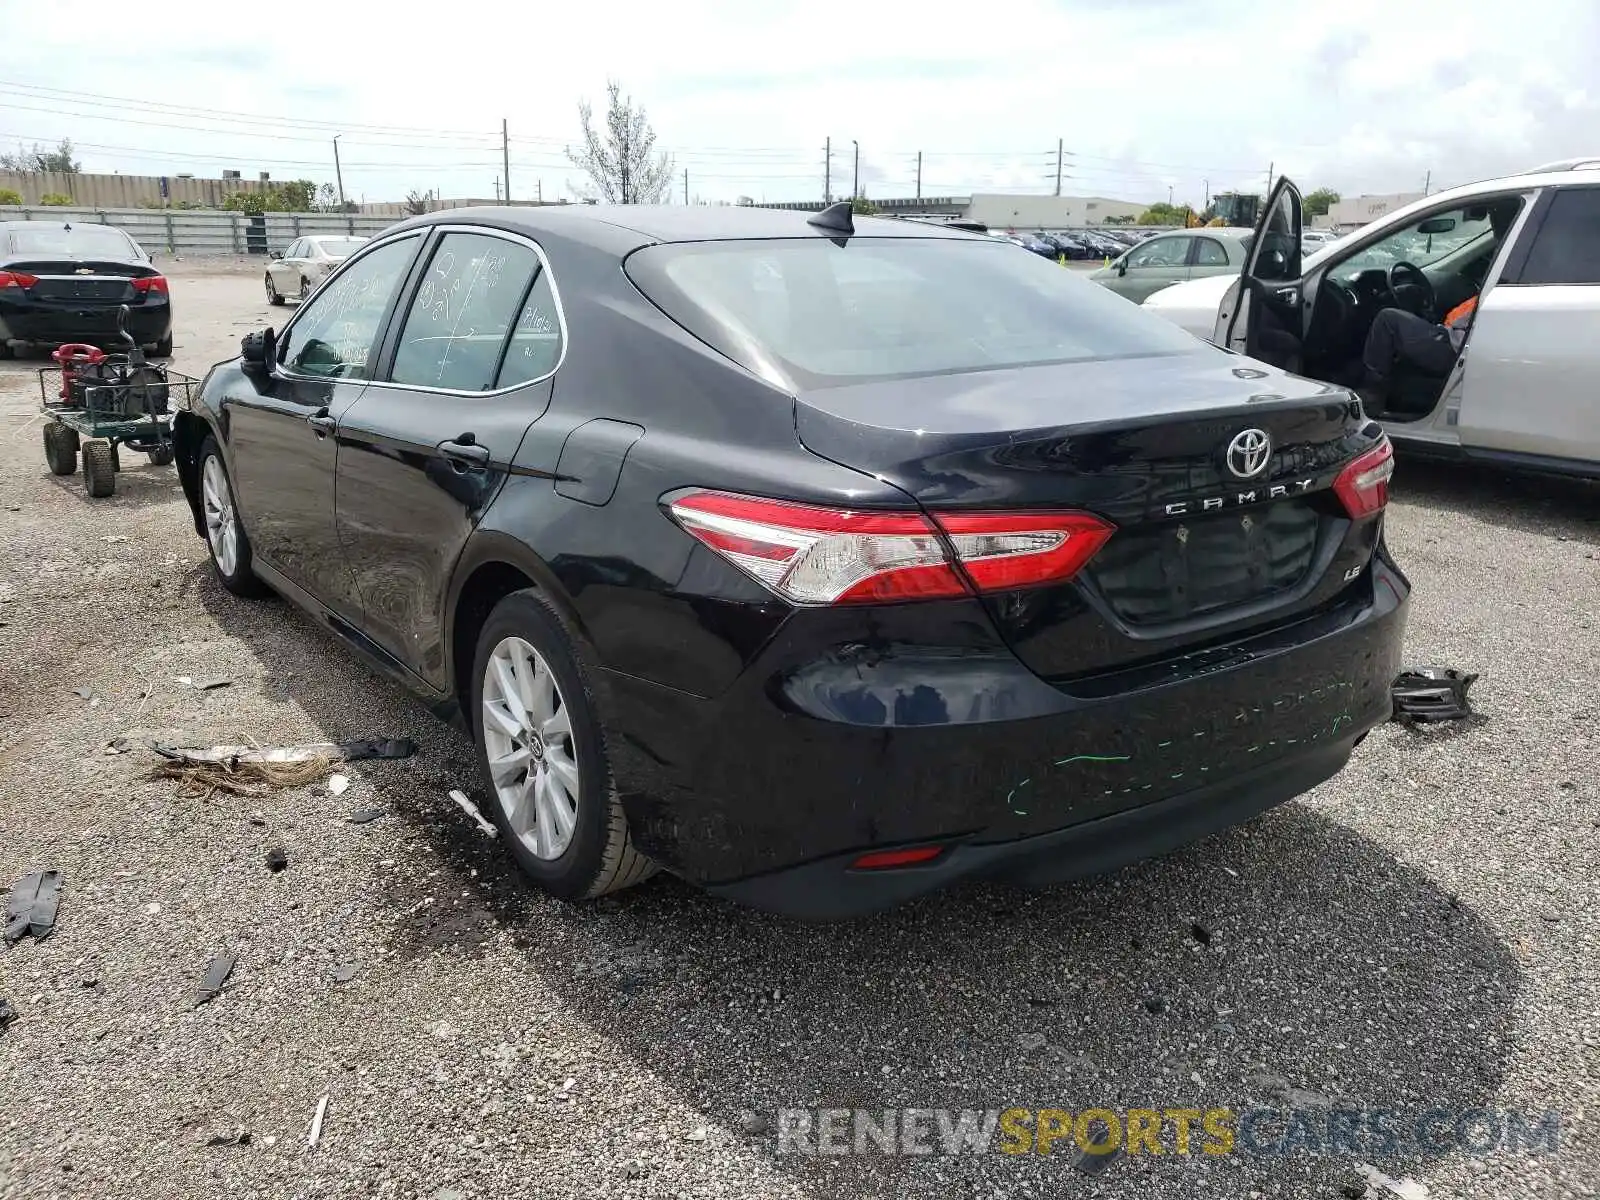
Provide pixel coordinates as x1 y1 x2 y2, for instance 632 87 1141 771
0 205 400 256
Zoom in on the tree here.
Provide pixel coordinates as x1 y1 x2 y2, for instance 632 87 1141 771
39 193 73 206
1102 214 1135 225
1137 201 1194 226
1304 188 1341 218
404 189 430 216
850 196 880 216
0 138 79 174
566 81 674 203
276 179 317 212
0 188 21 206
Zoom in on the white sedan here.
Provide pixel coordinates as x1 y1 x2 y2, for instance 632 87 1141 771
265 235 369 306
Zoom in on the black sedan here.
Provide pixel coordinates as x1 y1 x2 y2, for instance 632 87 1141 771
171 202 1408 919
0 221 172 358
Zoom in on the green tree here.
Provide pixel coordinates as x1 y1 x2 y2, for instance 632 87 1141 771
39 193 74 206
0 138 79 173
850 196 880 215
566 80 675 203
1137 202 1194 226
0 187 21 205
1304 188 1340 218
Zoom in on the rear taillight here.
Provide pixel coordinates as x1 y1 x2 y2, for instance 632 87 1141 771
666 490 1115 606
0 270 38 289
131 275 168 295
1333 438 1394 519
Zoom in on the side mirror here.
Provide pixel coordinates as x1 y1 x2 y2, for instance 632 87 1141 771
241 327 278 376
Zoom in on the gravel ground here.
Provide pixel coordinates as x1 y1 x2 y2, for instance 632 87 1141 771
0 260 1596 1200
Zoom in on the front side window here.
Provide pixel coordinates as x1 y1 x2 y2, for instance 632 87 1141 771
280 234 419 380
1514 187 1600 285
1127 236 1188 268
389 232 542 392
628 235 1206 390
1331 198 1522 281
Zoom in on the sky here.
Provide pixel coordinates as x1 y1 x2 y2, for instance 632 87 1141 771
1 0 1596 209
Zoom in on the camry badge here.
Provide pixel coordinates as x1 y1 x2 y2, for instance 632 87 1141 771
1225 428 1272 479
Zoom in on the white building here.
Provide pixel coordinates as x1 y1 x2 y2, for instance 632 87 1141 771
964 193 1147 228
1325 192 1427 231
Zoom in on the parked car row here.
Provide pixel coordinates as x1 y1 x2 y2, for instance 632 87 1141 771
170 199 1409 919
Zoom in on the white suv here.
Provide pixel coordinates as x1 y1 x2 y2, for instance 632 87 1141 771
1142 159 1600 479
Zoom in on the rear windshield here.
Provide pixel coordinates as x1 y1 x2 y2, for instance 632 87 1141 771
627 236 1204 389
316 237 367 257
7 225 140 260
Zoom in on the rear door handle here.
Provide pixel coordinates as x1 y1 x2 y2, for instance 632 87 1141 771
307 410 336 435
438 436 490 468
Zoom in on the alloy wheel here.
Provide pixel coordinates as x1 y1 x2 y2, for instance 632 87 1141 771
201 455 239 576
481 636 580 859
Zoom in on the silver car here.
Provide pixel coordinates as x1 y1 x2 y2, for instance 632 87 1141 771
1143 159 1600 479
1089 228 1255 303
265 235 369 305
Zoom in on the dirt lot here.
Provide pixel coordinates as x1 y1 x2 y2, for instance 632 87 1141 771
1 260 1597 1200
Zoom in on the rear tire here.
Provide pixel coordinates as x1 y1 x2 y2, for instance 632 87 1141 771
43 423 78 476
266 275 284 306
152 335 173 358
470 589 657 901
197 435 266 596
82 439 115 498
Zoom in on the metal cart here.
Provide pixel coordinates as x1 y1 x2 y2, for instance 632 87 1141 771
36 305 198 499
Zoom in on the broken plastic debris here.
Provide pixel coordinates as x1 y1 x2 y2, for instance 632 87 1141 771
72 687 93 700
449 789 498 838
5 871 62 945
0 997 16 1036
194 677 231 691
193 954 236 1008
205 1128 251 1147
307 1094 330 1148
332 963 359 984
146 737 411 798
327 774 350 797
265 847 288 874
1356 1162 1430 1199
347 808 385 825
1391 667 1478 723
103 736 135 755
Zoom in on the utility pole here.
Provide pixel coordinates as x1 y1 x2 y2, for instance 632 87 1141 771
916 151 922 200
1055 138 1063 196
332 135 345 211
1423 170 1431 195
493 176 500 203
501 119 510 204
824 137 831 203
1203 179 1210 209
536 179 542 203
1168 185 1174 206
852 140 860 200
1267 161 1274 193
684 169 689 205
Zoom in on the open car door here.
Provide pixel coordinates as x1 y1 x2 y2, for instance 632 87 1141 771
1215 178 1304 369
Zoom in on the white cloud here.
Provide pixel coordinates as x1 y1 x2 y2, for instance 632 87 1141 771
1 0 1594 206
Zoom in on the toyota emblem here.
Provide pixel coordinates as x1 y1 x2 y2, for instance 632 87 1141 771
1225 428 1272 479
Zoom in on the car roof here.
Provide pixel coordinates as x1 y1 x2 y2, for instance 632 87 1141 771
386 203 982 250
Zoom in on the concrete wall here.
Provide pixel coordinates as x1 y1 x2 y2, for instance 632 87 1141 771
964 194 1147 228
0 170 273 208
0 204 398 255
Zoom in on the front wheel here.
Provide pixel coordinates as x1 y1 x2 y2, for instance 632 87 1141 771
82 438 115 498
197 435 266 596
265 275 284 306
43 422 78 475
471 590 656 901
298 277 311 302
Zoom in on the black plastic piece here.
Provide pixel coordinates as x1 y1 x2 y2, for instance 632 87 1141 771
194 955 236 1008
806 201 855 236
4 871 61 945
1391 667 1478 723
338 737 416 761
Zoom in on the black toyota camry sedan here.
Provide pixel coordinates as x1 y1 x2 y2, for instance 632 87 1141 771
0 221 172 357
171 202 1408 919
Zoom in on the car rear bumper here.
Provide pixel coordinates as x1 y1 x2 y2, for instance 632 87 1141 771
0 298 170 348
599 552 1409 919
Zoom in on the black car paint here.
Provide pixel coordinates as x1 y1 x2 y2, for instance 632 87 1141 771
173 205 1409 918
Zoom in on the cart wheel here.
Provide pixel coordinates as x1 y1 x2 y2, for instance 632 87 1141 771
146 445 176 467
82 438 116 498
43 423 79 476
265 275 284 306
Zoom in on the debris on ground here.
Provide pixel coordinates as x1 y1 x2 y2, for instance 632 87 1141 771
347 808 385 825
1142 996 1167 1014
449 789 498 838
103 736 135 755
1356 1162 1430 1199
205 1128 251 1148
1189 921 1214 947
146 737 416 799
72 687 93 700
307 1094 330 1149
5 870 62 945
332 963 359 984
327 773 350 797
1391 667 1478 723
0 997 17 1036
1071 1117 1123 1175
264 847 288 874
193 954 236 1008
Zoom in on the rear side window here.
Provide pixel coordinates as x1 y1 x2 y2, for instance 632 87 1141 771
1192 237 1229 266
1514 187 1600 284
626 237 1204 389
389 231 541 392
495 269 564 387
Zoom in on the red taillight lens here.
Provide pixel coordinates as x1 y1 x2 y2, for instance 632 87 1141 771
850 845 946 870
666 490 1114 606
131 275 168 295
0 270 38 289
1333 438 1394 519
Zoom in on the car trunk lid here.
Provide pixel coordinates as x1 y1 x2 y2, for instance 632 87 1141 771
7 259 159 303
